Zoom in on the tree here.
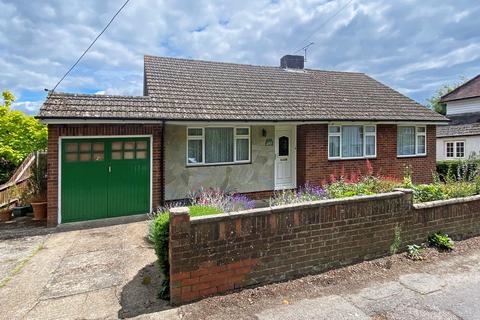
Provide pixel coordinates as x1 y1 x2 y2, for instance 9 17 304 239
0 90 47 166
427 78 465 115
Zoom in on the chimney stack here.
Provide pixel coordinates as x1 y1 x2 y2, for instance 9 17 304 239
280 55 304 69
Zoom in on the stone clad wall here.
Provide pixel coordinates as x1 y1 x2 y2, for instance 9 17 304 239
169 190 480 305
164 124 275 200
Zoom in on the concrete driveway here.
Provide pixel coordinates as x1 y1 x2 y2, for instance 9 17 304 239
0 220 168 319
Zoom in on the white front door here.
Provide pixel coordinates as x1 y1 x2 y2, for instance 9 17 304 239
275 126 296 190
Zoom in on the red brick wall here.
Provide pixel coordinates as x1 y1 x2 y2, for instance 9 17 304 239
46 124 163 226
169 191 480 305
296 124 436 186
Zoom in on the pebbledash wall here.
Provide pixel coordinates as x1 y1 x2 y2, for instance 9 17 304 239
46 124 163 226
297 124 437 186
168 189 480 305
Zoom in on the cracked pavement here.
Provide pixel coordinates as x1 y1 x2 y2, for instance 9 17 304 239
0 221 168 319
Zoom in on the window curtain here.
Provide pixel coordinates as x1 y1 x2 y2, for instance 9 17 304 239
187 140 202 163
398 127 415 155
236 138 249 161
205 128 234 163
342 126 363 157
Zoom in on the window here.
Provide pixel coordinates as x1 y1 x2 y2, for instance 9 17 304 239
111 140 148 160
328 125 376 159
64 142 104 162
445 141 465 159
397 126 427 157
187 127 250 165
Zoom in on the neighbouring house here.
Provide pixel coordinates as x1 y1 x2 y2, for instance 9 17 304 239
437 74 480 160
38 55 447 225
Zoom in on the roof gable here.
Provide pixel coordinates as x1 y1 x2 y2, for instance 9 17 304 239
440 74 480 103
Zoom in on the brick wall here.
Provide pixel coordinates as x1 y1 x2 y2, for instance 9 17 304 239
46 123 163 226
296 124 436 186
168 190 480 305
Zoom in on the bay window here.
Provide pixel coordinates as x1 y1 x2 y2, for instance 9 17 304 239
328 124 376 159
397 126 427 157
187 127 250 165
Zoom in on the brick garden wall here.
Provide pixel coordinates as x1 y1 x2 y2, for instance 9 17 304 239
296 124 437 186
168 190 480 305
46 124 163 226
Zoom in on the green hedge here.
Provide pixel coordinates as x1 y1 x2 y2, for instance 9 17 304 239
149 205 221 299
436 160 480 181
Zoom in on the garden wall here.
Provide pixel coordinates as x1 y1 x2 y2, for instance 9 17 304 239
168 189 480 305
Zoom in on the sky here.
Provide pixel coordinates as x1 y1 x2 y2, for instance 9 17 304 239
1 0 479 115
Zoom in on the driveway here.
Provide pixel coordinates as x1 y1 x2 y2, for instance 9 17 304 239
0 221 168 319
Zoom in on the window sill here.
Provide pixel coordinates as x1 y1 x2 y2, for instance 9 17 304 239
186 161 252 168
397 154 427 159
328 156 377 161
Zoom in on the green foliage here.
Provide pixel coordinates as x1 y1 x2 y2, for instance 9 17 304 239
0 158 16 184
439 181 477 199
148 204 222 300
426 79 464 115
326 179 373 198
389 225 402 255
406 244 424 260
412 184 445 203
436 159 479 182
428 232 454 251
149 212 170 298
0 91 47 166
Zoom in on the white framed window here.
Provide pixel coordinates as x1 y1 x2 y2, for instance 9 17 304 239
328 124 376 159
445 141 465 159
186 126 250 165
397 126 427 157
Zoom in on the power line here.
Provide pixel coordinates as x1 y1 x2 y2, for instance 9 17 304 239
291 0 354 54
51 0 132 92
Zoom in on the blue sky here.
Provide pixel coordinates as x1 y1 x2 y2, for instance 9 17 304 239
1 0 479 114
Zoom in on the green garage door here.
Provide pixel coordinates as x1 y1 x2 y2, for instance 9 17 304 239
61 138 150 223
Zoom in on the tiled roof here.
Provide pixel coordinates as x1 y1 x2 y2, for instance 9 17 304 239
440 74 480 103
437 123 480 138
39 55 448 122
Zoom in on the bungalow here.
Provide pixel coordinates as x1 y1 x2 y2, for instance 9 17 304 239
38 55 448 225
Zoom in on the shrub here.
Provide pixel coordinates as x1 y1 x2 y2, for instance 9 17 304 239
439 181 477 199
406 244 424 260
190 187 255 212
326 179 372 198
427 231 454 251
149 210 170 299
412 184 445 203
270 183 328 206
437 159 479 182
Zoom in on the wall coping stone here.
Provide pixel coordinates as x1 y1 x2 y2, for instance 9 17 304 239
189 191 407 225
414 193 480 209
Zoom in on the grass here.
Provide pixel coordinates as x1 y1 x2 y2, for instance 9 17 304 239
0 243 44 289
187 205 222 217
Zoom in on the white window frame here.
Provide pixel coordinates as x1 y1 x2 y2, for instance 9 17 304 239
445 140 465 159
328 124 377 160
186 126 251 166
397 125 427 157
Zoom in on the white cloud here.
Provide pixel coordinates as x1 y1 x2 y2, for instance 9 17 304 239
0 0 479 113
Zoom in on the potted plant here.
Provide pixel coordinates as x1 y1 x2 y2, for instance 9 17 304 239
29 154 47 220
0 206 12 221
